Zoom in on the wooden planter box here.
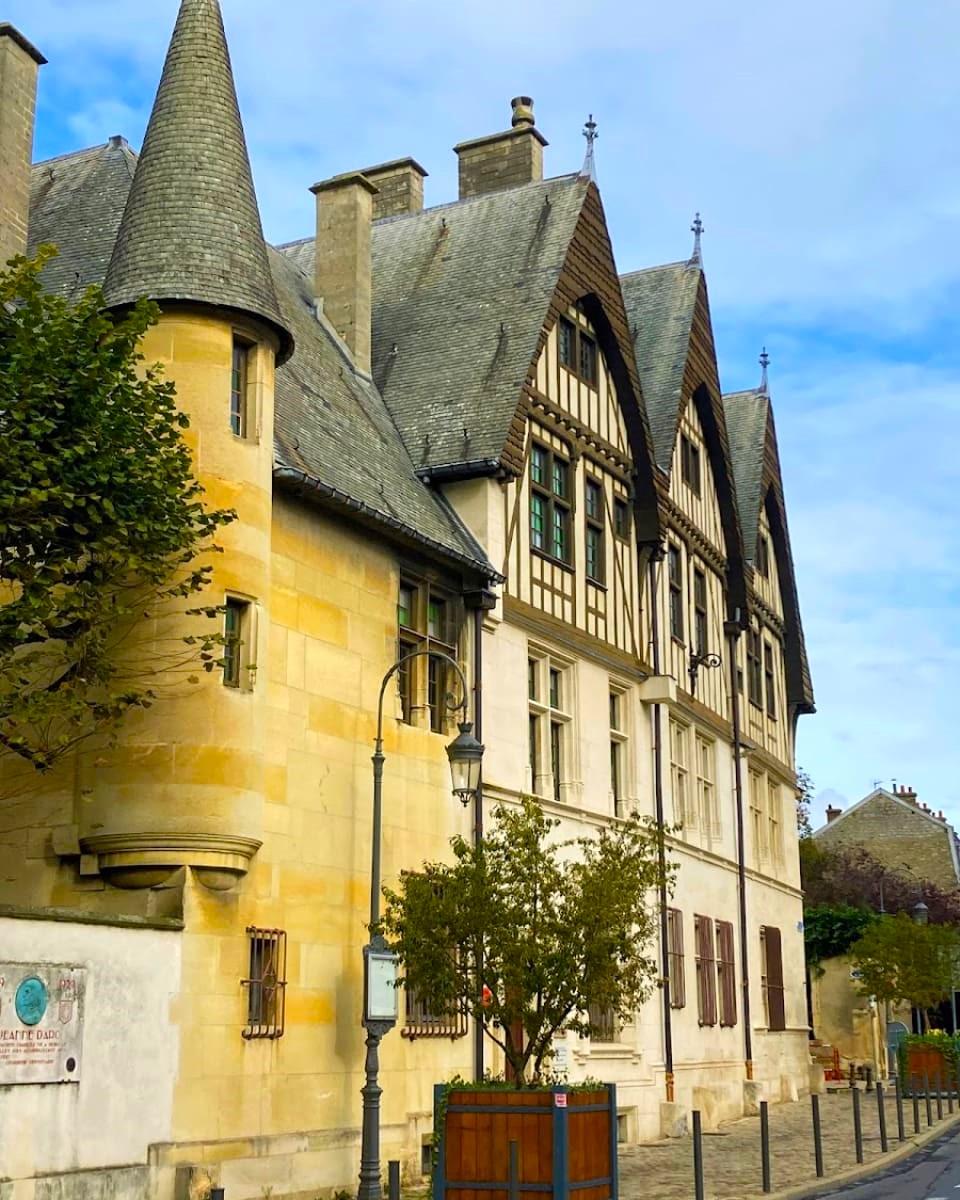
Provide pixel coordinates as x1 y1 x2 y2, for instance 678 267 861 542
432 1084 618 1200
905 1046 950 1086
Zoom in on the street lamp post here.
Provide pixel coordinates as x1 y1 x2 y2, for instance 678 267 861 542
357 649 483 1200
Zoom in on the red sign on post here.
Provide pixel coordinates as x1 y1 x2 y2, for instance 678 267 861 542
554 1092 567 1107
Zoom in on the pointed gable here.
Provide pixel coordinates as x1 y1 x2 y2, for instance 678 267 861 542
724 387 814 715
103 0 291 359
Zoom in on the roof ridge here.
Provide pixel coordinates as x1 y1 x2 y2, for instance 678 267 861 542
619 259 688 281
103 0 292 360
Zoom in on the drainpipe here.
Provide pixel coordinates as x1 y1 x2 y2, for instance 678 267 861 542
472 603 485 1082
649 556 674 1102
725 617 753 1080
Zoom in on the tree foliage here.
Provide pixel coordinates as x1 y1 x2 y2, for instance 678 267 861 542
795 767 814 838
850 914 960 1027
0 248 234 775
381 799 672 1086
803 903 876 972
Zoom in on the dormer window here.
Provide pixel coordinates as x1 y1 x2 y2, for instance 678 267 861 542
557 316 598 388
680 433 701 496
530 442 571 564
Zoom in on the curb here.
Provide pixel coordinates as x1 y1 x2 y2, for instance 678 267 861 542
754 1108 960 1200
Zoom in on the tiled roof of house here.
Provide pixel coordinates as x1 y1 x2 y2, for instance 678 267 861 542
281 174 590 473
619 260 701 470
101 0 291 361
28 144 492 579
722 388 768 563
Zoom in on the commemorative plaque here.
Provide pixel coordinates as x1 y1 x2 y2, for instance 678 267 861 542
0 963 85 1084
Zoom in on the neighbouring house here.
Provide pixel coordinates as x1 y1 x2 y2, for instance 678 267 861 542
0 3 814 1198
814 786 960 895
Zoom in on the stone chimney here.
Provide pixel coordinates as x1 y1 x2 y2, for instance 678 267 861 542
360 158 427 220
826 805 842 824
310 171 377 375
0 24 46 266
454 96 547 201
894 784 918 804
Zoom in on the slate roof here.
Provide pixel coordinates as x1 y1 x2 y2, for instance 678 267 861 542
619 260 701 469
102 0 291 361
722 388 768 563
27 143 492 579
280 174 590 473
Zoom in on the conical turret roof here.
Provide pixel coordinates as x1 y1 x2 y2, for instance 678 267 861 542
104 0 291 359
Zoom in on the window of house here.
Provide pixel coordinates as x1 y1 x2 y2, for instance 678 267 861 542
694 914 717 1026
680 433 701 496
668 543 684 641
747 628 763 708
757 534 770 578
749 769 767 865
667 907 685 1009
397 578 461 732
587 1002 619 1043
693 567 708 655
695 733 717 837
760 926 786 1031
242 927 286 1039
768 780 783 865
669 717 691 828
716 920 737 1027
223 597 252 690
557 315 599 387
530 442 571 564
585 477 605 584
529 654 572 803
613 497 630 540
230 337 253 438
764 641 777 719
610 687 629 817
403 983 468 1040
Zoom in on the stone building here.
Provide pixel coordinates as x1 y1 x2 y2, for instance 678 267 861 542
814 786 960 894
0 2 814 1197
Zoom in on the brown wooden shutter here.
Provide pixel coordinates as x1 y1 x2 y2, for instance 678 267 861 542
667 908 685 1009
694 915 717 1026
764 926 786 1031
716 920 737 1027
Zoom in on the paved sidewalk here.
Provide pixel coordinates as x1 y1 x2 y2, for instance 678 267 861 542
618 1088 960 1200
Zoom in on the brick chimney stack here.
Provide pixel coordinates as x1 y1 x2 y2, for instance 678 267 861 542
454 96 547 200
310 171 377 376
359 158 427 220
826 805 842 823
0 24 46 267
894 784 918 804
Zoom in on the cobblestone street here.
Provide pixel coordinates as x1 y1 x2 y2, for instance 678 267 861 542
618 1089 960 1200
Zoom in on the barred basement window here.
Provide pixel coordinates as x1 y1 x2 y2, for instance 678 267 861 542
242 927 287 1039
402 984 467 1040
588 1002 619 1043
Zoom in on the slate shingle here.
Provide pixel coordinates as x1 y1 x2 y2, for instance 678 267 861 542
101 0 291 361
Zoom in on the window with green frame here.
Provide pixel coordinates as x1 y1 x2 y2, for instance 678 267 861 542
530 442 571 564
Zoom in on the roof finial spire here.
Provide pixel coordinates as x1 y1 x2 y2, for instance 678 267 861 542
759 347 770 395
690 212 704 264
581 114 598 181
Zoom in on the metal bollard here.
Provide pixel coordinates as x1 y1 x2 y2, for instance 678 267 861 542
693 1110 705 1200
894 1075 906 1142
865 1065 874 1093
853 1086 864 1164
849 1062 856 1088
936 1075 943 1121
210 1191 225 1200
949 1069 955 1114
508 1141 519 1200
388 1161 401 1200
912 1076 921 1134
760 1099 771 1193
876 1081 888 1152
811 1093 824 1178
924 1072 933 1126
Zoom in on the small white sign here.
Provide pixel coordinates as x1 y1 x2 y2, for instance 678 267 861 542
366 951 399 1022
0 963 85 1086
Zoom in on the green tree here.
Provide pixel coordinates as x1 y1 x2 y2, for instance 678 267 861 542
381 798 672 1086
803 903 876 973
0 248 234 777
796 767 815 838
850 914 960 1030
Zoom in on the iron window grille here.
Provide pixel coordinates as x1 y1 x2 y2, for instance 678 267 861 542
402 985 468 1041
587 1003 619 1043
242 926 287 1039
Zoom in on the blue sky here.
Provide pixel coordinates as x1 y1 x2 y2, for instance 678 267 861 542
9 0 960 826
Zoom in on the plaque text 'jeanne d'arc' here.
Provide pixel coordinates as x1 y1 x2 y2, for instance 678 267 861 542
0 962 85 1085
